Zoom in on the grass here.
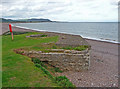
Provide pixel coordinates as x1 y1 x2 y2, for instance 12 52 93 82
32 58 47 69
54 67 63 73
62 45 88 51
0 36 2 88
32 58 75 87
55 76 74 87
22 42 88 53
3 31 29 35
35 63 53 79
2 32 75 87
2 32 60 87
32 58 63 73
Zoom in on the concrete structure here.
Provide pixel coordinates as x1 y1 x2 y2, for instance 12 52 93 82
21 48 90 72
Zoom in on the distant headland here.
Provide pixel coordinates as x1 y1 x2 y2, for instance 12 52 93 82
0 18 57 23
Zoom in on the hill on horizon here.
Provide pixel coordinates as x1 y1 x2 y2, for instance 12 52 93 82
0 18 52 23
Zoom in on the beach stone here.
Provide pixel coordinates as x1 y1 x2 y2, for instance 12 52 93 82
48 49 65 52
16 48 90 72
26 36 30 38
26 34 48 38
69 63 75 66
61 36 66 39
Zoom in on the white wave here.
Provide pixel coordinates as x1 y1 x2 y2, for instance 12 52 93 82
83 36 119 44
12 24 119 44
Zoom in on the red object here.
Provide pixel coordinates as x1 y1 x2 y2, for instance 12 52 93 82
9 24 12 32
9 24 14 40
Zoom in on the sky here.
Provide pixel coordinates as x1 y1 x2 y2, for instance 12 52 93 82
0 0 119 22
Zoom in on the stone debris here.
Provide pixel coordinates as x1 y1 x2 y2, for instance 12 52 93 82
26 34 48 38
19 48 90 72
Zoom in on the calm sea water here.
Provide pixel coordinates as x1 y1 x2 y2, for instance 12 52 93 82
13 22 118 43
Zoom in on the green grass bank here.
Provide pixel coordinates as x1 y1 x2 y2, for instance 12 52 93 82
2 32 76 87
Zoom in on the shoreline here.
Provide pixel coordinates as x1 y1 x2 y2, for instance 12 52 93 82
2 23 118 87
85 38 120 45
12 24 119 44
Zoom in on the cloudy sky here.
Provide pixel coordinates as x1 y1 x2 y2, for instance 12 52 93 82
1 0 119 22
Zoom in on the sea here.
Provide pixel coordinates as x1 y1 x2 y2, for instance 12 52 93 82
12 22 119 43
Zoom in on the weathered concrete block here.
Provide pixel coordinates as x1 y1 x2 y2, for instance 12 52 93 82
23 49 90 72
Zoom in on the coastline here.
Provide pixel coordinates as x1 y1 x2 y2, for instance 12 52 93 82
12 23 119 44
2 23 118 87
85 38 120 45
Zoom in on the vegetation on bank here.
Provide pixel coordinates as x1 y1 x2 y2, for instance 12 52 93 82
32 58 74 87
62 45 88 51
2 32 76 87
20 41 88 53
0 36 2 88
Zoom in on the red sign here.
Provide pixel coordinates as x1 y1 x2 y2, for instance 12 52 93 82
9 24 12 32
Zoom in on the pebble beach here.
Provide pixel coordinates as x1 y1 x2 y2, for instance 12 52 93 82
1 23 119 87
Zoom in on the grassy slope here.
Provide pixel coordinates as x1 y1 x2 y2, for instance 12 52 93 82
2 32 59 87
0 36 2 88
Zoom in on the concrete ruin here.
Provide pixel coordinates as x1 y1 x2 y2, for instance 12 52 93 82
16 48 90 72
